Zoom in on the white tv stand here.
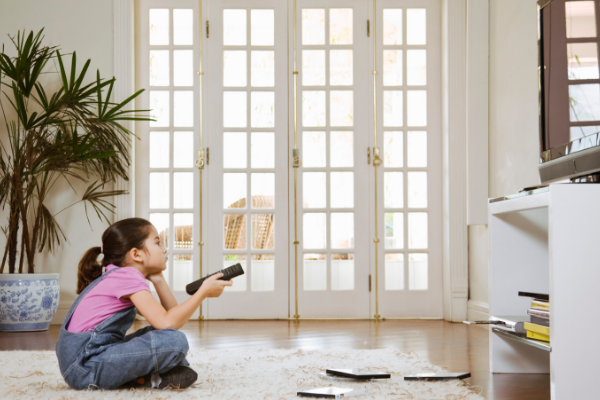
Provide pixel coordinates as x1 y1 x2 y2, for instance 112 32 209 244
489 183 600 399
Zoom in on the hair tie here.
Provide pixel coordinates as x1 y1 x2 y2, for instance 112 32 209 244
100 246 103 254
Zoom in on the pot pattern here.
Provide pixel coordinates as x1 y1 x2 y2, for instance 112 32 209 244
0 279 59 323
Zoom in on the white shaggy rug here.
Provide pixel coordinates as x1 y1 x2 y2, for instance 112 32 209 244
0 349 484 399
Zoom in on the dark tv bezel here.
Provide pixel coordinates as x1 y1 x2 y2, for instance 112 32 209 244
537 0 600 183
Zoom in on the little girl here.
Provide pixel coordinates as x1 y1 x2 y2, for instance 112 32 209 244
55 218 232 390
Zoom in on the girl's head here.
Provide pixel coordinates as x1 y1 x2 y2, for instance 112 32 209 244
76 218 167 294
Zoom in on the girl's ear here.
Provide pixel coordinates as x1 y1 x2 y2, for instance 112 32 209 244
128 247 145 264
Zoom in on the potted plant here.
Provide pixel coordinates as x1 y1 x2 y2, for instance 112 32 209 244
0 29 150 331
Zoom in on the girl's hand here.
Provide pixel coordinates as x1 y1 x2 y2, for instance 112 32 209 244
199 273 233 298
147 271 166 284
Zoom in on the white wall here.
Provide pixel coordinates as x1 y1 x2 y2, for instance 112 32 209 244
0 0 114 324
467 0 541 321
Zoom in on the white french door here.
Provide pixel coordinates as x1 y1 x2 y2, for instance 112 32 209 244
136 0 442 319
373 0 442 318
136 0 201 316
206 0 289 318
290 0 370 318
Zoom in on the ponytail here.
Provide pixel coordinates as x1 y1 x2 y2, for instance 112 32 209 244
76 246 103 294
75 218 154 294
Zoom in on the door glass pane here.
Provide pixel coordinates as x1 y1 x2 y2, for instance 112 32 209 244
302 9 325 45
303 50 326 86
303 172 326 208
330 9 353 45
303 131 326 167
330 131 353 167
384 91 403 127
174 254 193 291
174 132 193 168
384 172 403 208
383 9 402 45
224 255 247 291
330 90 353 126
409 253 428 290
252 255 274 291
385 253 404 290
565 1 596 38
150 50 169 86
173 9 193 45
331 253 354 290
408 212 428 249
174 91 193 127
224 214 247 249
568 43 599 80
224 10 246 45
330 50 353 86
150 172 169 208
224 132 247 168
330 172 354 208
150 91 169 127
252 214 274 249
174 172 193 208
251 51 275 87
251 173 275 208
303 213 326 249
251 92 275 127
149 213 169 248
407 50 427 85
224 51 247 87
223 92 247 127
251 132 275 168
251 9 274 46
385 212 403 249
303 253 326 290
383 131 403 167
408 172 427 208
407 9 426 45
174 50 193 86
224 173 247 208
331 212 354 248
569 84 600 121
150 131 169 168
174 213 193 248
407 91 426 126
150 9 169 45
383 50 402 86
407 132 427 167
303 91 326 126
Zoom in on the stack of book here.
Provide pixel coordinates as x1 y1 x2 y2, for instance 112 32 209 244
520 292 550 342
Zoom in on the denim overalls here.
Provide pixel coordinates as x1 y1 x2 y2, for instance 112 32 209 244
56 266 191 390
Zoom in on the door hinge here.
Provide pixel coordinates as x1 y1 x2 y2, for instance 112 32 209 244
367 19 370 37
369 274 372 292
206 147 210 165
367 147 371 165
206 20 210 38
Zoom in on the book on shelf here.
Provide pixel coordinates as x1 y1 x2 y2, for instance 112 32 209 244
518 291 549 301
526 330 550 342
527 308 550 319
530 299 550 310
529 315 549 327
523 322 550 336
489 316 528 334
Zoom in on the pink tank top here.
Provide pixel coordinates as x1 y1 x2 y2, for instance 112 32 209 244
67 264 150 332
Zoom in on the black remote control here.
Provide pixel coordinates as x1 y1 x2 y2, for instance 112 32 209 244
185 263 244 295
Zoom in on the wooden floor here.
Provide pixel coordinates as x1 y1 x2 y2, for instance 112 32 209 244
0 320 549 400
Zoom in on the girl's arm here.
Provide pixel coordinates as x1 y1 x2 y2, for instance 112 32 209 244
147 272 178 311
129 273 232 330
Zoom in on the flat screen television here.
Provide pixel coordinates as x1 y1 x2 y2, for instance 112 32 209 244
538 0 600 183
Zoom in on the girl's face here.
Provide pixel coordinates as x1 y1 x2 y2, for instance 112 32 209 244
142 225 168 273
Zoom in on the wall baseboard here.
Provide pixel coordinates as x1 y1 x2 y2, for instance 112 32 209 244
467 299 489 329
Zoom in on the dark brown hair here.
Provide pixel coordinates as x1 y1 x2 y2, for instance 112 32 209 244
76 218 154 294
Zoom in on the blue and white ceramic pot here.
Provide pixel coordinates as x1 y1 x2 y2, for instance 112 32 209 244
0 273 60 331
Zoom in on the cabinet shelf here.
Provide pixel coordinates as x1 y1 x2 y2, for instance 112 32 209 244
492 327 551 352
